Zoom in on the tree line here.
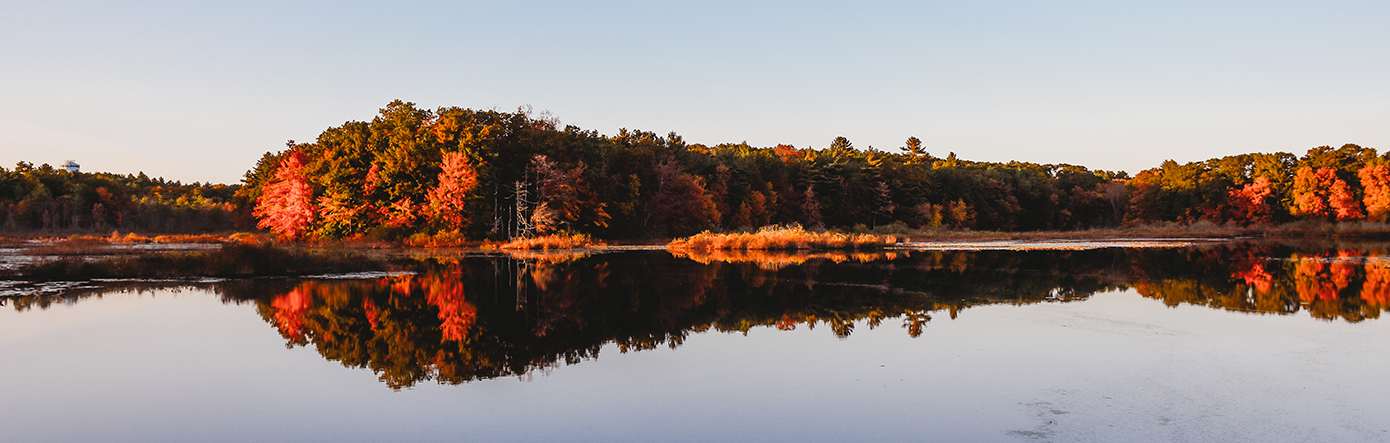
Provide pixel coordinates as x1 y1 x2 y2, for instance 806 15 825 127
248 101 1390 240
244 100 1134 240
1128 144 1390 225
9 100 1388 238
0 161 241 233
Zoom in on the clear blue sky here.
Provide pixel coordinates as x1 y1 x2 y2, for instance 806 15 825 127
3 0 1387 184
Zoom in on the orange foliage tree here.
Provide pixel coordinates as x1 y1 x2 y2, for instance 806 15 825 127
1329 178 1364 220
379 197 417 228
425 151 479 231
1358 164 1390 221
1291 166 1365 221
1227 176 1273 224
254 151 317 240
1290 167 1342 219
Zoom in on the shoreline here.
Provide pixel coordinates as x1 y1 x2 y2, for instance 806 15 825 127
7 223 1390 283
10 219 1390 247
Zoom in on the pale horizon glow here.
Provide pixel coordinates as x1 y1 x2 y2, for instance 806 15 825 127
3 0 1387 184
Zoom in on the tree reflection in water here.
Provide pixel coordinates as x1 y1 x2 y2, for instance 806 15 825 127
9 242 1390 389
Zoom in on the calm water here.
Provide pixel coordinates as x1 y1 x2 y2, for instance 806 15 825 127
3 243 1390 442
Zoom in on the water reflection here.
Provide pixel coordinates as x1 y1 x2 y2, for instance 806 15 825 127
8 242 1390 389
253 252 953 389
1127 244 1390 322
668 248 904 269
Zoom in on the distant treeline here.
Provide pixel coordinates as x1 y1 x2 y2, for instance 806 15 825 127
0 162 241 233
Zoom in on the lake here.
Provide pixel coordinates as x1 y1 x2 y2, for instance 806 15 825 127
3 241 1389 442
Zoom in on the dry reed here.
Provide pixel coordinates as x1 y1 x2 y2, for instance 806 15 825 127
500 234 605 250
668 226 896 251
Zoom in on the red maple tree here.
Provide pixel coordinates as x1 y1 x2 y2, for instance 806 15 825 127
1290 167 1361 220
1329 178 1364 221
1359 164 1390 221
254 151 317 240
1228 176 1273 224
425 151 479 231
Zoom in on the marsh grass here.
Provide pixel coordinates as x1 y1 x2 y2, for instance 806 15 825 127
402 231 475 247
501 234 605 250
668 226 897 251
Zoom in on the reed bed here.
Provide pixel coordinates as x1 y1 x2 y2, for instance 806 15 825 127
402 231 473 247
500 234 605 250
668 226 896 251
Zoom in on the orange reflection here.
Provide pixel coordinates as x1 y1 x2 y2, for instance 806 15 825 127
423 273 476 343
503 249 593 263
775 314 798 331
669 248 903 269
271 283 314 338
1231 262 1273 293
1363 261 1390 307
1293 254 1344 302
363 297 380 330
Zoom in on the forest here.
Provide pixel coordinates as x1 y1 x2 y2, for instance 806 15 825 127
6 100 1390 240
0 161 241 233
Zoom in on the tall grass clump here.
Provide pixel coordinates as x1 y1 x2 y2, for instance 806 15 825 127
668 225 896 251
501 234 605 250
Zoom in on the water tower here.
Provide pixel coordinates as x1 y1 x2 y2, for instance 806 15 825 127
63 160 79 173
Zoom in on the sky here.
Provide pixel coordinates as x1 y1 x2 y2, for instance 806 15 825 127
2 0 1387 184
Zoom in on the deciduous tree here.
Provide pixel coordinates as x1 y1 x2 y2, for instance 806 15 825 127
254 152 317 240
1359 164 1390 221
1228 177 1273 224
425 151 479 231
